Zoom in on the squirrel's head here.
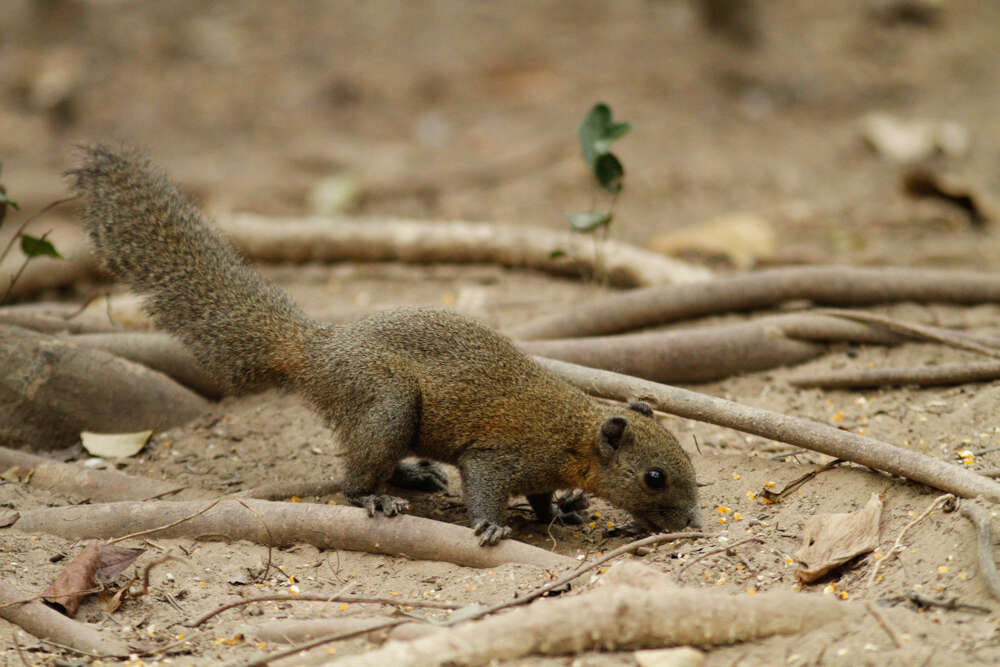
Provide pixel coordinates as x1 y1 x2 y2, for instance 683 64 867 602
589 399 702 532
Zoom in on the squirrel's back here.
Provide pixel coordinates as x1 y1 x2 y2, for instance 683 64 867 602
70 145 313 391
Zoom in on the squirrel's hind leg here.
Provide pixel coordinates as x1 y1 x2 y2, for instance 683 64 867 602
339 393 420 518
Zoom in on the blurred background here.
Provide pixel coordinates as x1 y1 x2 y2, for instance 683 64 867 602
1 0 998 267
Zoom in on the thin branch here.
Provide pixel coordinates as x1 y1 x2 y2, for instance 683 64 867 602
958 500 1000 601
866 601 903 649
866 494 955 588
815 308 1000 359
191 594 460 627
675 536 762 583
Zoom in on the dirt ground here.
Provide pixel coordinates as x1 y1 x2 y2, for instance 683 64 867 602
4 1 1000 665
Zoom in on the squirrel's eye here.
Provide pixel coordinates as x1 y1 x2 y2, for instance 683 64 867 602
644 468 666 490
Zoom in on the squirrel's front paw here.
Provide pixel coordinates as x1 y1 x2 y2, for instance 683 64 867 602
346 493 410 517
472 520 512 546
553 489 589 524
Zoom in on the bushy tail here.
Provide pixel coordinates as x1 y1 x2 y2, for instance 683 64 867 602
70 144 312 392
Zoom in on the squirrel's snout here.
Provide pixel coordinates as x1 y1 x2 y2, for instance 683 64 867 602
686 504 704 530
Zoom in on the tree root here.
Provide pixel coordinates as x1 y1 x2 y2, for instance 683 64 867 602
218 214 711 288
0 445 188 501
790 361 1000 389
519 313 904 384
59 313 901 392
7 499 572 570
325 563 848 667
509 266 1000 340
0 578 129 657
536 357 1000 502
0 325 210 450
958 500 1000 601
2 218 709 302
64 331 227 399
239 532 702 667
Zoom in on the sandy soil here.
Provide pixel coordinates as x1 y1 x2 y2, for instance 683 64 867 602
4 1 1000 665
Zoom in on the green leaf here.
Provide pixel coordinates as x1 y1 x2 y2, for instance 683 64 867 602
577 103 631 168
0 191 19 210
566 211 613 232
20 234 62 259
594 152 624 194
549 248 567 259
578 103 611 167
0 188 17 227
594 121 631 155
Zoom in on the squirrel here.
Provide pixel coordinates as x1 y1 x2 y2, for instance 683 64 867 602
69 144 703 545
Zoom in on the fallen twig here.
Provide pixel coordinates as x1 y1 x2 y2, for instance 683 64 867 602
866 494 955 588
250 616 437 645
192 594 459 628
509 266 1000 340
866 601 903 649
674 536 763 583
8 499 572 570
0 578 129 658
0 445 189 502
889 591 992 614
760 460 844 503
535 358 1000 503
958 500 1000 601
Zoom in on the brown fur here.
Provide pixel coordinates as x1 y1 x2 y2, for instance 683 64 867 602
70 144 702 545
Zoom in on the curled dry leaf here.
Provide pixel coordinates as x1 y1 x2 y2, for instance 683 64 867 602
41 541 144 617
794 493 882 583
903 168 991 227
80 429 153 458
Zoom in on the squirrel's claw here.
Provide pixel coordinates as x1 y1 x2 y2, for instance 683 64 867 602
388 459 449 492
347 493 410 517
472 520 512 546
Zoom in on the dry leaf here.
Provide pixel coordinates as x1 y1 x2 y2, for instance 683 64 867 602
1 465 33 483
903 168 991 227
647 213 775 269
794 493 882 583
81 429 153 458
95 544 145 584
0 511 19 528
42 541 144 617
43 541 102 616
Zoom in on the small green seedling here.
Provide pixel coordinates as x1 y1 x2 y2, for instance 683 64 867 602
566 102 631 234
0 162 67 303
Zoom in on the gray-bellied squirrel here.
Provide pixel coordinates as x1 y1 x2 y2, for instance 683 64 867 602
70 144 702 545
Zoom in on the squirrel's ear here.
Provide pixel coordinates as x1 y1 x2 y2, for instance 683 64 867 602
597 416 632 460
628 399 654 417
